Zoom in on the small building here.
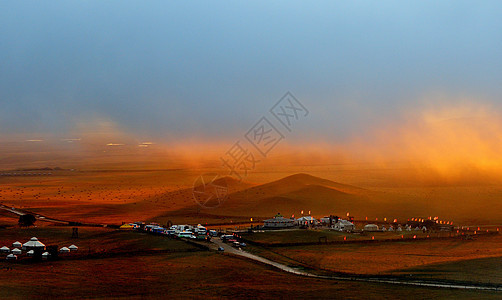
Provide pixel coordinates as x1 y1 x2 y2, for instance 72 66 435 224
264 213 295 229
332 219 355 232
364 224 379 232
6 254 17 260
12 248 22 255
42 252 50 260
59 247 70 253
22 237 46 251
296 216 319 226
27 250 34 257
12 241 22 248
0 246 10 253
68 245 78 252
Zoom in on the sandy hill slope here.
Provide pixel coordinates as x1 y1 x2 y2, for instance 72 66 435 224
161 173 375 219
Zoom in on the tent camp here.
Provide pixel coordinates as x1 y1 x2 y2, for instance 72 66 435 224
22 237 46 251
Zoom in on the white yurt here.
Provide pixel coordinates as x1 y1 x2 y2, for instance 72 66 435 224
0 246 10 253
27 250 35 257
388 226 394 232
68 245 78 252
6 254 17 260
364 224 379 232
12 241 22 248
397 226 403 232
42 252 50 259
12 248 22 255
381 226 387 231
59 247 70 253
22 237 46 251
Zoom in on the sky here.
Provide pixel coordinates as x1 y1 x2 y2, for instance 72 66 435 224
1 2 502 173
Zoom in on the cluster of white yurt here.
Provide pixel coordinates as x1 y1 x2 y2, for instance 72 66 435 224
2 237 46 260
3 237 78 260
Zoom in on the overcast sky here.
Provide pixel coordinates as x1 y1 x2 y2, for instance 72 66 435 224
1 1 502 143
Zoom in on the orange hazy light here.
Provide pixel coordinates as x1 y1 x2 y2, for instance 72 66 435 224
372 236 374 240
344 236 346 241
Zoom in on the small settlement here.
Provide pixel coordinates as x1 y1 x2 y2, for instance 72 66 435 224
1 237 78 261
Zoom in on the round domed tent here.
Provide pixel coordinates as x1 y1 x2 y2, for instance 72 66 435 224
12 241 22 248
22 237 46 251
27 250 34 257
59 247 70 253
42 252 50 259
364 224 379 232
12 248 22 255
0 246 10 253
68 245 78 252
6 254 17 260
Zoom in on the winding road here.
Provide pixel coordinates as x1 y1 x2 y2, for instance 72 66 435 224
212 238 501 292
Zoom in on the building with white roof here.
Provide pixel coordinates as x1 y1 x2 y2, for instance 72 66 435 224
22 237 46 251
264 213 295 228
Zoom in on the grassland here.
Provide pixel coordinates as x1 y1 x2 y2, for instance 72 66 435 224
243 231 502 285
0 231 499 299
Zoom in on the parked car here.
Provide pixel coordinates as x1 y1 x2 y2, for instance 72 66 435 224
218 247 225 252
177 232 195 239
